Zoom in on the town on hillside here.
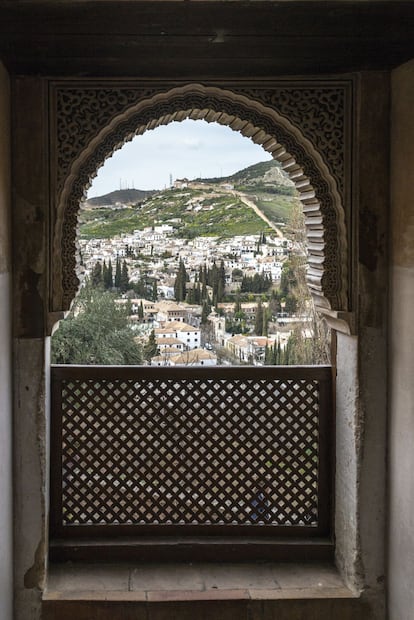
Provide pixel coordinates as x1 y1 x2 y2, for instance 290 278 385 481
52 162 330 366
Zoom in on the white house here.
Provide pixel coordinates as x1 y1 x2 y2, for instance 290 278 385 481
169 348 217 366
154 321 201 350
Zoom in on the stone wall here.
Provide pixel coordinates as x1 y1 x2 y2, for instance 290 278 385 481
388 59 414 620
0 60 13 620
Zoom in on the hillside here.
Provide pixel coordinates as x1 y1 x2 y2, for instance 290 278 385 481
203 160 294 193
85 188 156 207
80 160 299 240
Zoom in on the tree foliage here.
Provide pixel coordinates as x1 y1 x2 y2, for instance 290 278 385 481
264 199 331 365
51 284 142 364
143 329 159 362
240 272 272 294
91 261 103 288
174 259 188 302
114 257 122 288
254 300 264 336
120 259 130 292
103 259 113 289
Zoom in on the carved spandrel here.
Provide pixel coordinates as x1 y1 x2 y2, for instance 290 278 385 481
55 84 346 200
234 87 346 198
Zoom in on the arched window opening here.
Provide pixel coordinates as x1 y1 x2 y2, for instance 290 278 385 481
49 86 342 562
51 119 330 368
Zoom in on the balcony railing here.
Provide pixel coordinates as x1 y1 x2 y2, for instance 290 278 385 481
50 364 333 561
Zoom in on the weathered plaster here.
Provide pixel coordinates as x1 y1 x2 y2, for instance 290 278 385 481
388 58 414 620
0 62 10 274
334 73 389 620
0 274 13 615
0 64 10 273
12 78 48 339
335 333 361 592
12 78 49 620
14 339 47 620
354 72 388 619
0 61 13 620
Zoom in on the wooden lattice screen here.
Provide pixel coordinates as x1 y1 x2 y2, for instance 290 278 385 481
50 365 332 543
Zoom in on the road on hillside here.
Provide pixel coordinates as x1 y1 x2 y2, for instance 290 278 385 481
232 190 285 238
188 181 285 238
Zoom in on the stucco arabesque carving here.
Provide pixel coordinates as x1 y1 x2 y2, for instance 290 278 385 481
51 82 353 334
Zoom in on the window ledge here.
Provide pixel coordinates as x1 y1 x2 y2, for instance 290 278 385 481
43 562 368 620
44 561 357 602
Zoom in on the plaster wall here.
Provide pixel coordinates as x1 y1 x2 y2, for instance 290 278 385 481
335 333 360 589
12 78 49 620
357 74 388 616
0 60 13 620
333 73 389 619
388 58 414 620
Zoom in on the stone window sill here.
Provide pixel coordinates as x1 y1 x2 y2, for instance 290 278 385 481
44 561 356 602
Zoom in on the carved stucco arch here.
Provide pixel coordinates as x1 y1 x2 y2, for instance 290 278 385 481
52 83 351 332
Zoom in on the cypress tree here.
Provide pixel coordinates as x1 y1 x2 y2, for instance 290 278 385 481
107 259 113 289
278 342 283 365
217 260 226 303
114 257 122 288
186 285 194 304
144 329 159 362
174 259 187 301
265 344 270 365
194 281 201 304
91 261 103 288
138 301 144 320
120 260 130 293
254 300 264 336
201 278 207 302
201 301 210 325
202 264 208 286
263 307 269 337
234 294 241 314
103 259 113 289
272 342 277 365
102 260 107 285
151 280 158 302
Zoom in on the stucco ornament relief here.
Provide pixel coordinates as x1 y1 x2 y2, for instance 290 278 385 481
51 82 352 332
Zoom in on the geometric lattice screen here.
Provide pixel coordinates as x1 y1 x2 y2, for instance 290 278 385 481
51 366 331 534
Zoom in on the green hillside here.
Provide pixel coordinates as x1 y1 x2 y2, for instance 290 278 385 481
80 160 299 239
203 160 294 193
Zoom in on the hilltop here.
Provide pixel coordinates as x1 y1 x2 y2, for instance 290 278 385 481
85 188 156 208
202 160 294 193
80 160 298 240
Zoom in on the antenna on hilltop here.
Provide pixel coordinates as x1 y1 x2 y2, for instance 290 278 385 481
169 173 173 188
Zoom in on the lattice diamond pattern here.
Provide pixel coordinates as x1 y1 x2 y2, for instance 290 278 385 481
60 377 319 527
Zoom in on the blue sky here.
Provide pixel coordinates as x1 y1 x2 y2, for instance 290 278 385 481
87 119 272 198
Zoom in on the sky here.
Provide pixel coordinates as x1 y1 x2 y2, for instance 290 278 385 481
87 119 272 198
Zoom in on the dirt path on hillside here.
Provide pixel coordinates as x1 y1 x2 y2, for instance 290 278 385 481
233 191 284 238
188 182 285 237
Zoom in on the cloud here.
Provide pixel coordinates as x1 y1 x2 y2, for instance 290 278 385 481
182 137 203 150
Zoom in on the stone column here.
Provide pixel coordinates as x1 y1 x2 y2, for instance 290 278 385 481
388 58 414 620
12 77 49 620
0 60 13 620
